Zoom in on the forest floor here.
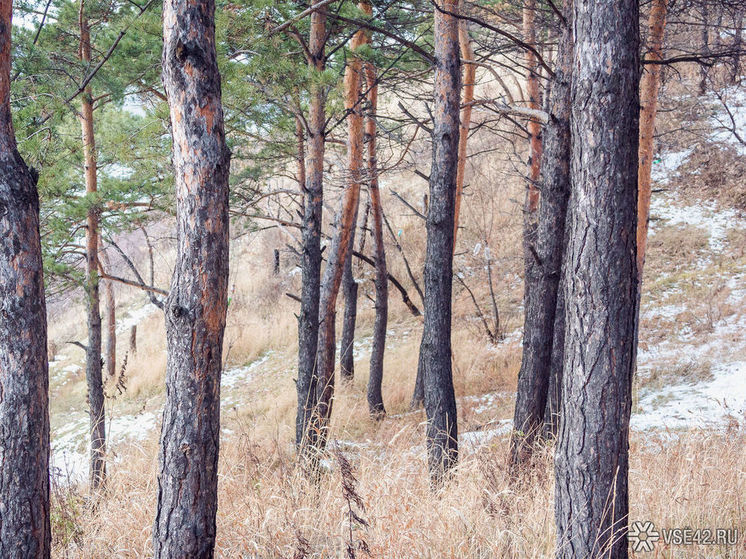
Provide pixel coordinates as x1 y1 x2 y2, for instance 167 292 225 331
45 85 746 557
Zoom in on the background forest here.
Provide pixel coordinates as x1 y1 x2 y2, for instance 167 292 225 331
0 0 744 556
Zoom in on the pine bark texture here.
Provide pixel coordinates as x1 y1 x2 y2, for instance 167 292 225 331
637 0 667 280
0 2 51 554
421 0 461 483
153 0 230 555
554 0 639 555
339 218 359 381
365 60 388 419
313 20 367 449
452 7 475 249
511 2 572 464
296 7 326 453
78 4 106 490
512 0 543 456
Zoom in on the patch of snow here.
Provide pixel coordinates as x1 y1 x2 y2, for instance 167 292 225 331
459 419 513 451
649 194 745 252
116 302 160 335
651 148 693 183
632 361 746 431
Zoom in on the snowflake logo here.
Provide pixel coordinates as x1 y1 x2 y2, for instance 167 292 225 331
628 521 660 552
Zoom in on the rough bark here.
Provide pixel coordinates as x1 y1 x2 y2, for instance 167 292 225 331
543 269 565 438
78 1 106 491
0 3 51 554
296 6 326 454
452 4 475 249
339 213 360 382
637 0 668 281
153 0 231 555
100 242 117 378
512 0 543 456
313 18 367 450
554 0 639 554
421 0 461 484
365 60 387 419
510 0 572 465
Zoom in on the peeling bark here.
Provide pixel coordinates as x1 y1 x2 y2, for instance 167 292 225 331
0 3 51 555
313 16 367 450
153 0 231 555
554 0 639 554
637 0 668 281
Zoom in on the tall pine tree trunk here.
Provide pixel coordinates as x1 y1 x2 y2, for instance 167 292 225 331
637 0 668 280
340 1 373 383
313 20 367 450
421 0 461 484
365 57 388 419
296 7 327 455
511 0 572 465
153 0 231 555
78 1 106 491
411 4 472 411
554 0 639 554
0 2 51 554
452 3 475 249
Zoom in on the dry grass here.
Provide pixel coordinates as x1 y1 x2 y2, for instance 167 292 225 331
51 423 746 558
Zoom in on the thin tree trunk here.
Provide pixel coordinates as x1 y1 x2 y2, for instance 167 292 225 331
313 18 367 450
339 212 360 381
153 0 231 555
78 1 106 491
365 57 388 419
510 0 572 466
296 6 327 455
733 11 743 83
513 0 543 453
700 3 710 95
421 0 461 484
100 241 117 378
340 1 374 383
637 0 668 281
0 2 51 554
554 0 639 554
452 3 475 249
543 269 565 438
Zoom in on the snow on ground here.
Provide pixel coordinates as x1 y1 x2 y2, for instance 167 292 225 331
632 361 746 431
649 194 744 252
51 409 158 483
116 300 160 335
